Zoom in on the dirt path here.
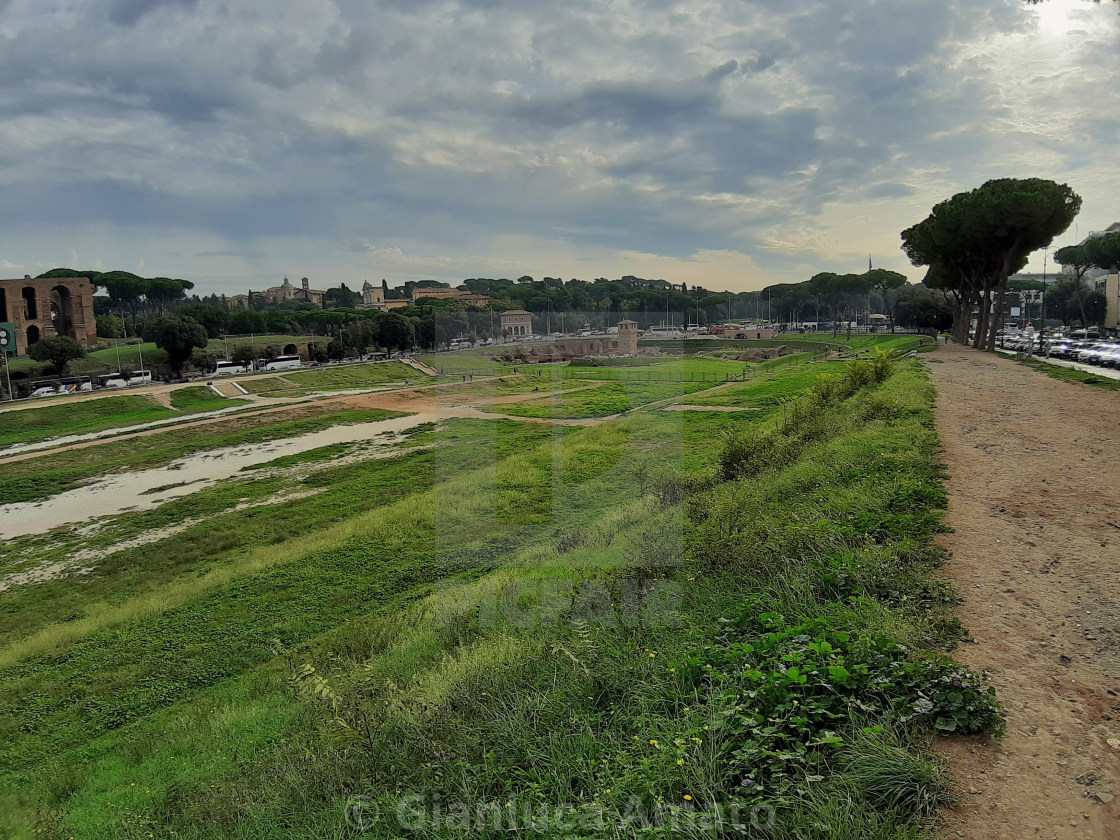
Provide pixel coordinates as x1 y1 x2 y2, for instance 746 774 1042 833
928 345 1120 839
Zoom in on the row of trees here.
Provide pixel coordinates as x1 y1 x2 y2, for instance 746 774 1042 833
759 269 909 334
901 179 1083 348
900 178 1120 343
139 310 432 376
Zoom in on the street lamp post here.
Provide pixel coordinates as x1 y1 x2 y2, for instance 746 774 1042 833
0 330 12 400
1040 248 1049 353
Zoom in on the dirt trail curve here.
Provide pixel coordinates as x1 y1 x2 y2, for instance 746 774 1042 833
929 345 1120 840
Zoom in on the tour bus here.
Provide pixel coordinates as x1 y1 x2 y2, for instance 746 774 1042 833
260 354 302 371
213 360 252 376
96 370 153 389
28 376 93 398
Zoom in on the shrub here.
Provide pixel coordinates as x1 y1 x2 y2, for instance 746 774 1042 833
670 604 1002 799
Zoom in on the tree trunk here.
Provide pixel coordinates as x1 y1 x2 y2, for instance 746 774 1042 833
953 292 968 344
973 288 988 349
986 281 1008 352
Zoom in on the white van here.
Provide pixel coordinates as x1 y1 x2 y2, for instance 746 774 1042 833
29 382 60 398
97 373 129 389
262 355 301 371
97 370 154 389
28 376 93 397
213 360 252 376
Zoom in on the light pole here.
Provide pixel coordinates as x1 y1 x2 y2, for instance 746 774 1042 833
1040 247 1049 350
0 326 13 400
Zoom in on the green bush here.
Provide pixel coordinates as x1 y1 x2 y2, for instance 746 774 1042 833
669 605 1002 800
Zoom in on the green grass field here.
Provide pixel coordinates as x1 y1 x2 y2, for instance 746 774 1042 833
0 387 248 449
416 349 516 376
682 361 850 408
0 404 407 504
237 361 421 396
0 340 999 840
643 334 929 357
0 394 171 448
488 379 717 418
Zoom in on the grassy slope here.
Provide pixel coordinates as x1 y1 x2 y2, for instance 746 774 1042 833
0 351 1000 839
682 361 850 407
7 342 171 375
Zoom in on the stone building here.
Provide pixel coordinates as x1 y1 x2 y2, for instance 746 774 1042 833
358 281 410 311
261 277 326 306
223 277 327 310
0 275 97 356
512 320 639 360
500 309 534 336
359 282 491 311
409 287 491 305
709 324 776 340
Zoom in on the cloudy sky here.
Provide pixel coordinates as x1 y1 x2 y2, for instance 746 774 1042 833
0 0 1116 295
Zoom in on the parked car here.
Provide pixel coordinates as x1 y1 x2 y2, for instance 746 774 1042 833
1096 346 1120 367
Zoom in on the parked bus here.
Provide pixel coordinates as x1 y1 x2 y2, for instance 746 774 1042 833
96 370 153 389
28 376 93 398
260 355 301 371
213 360 252 376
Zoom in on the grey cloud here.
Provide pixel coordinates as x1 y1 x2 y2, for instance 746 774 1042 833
507 69 730 132
865 182 915 199
107 0 198 27
0 0 1113 289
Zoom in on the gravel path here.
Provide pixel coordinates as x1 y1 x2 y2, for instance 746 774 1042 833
928 345 1120 839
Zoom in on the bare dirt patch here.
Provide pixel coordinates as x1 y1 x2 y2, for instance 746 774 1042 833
928 345 1120 840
